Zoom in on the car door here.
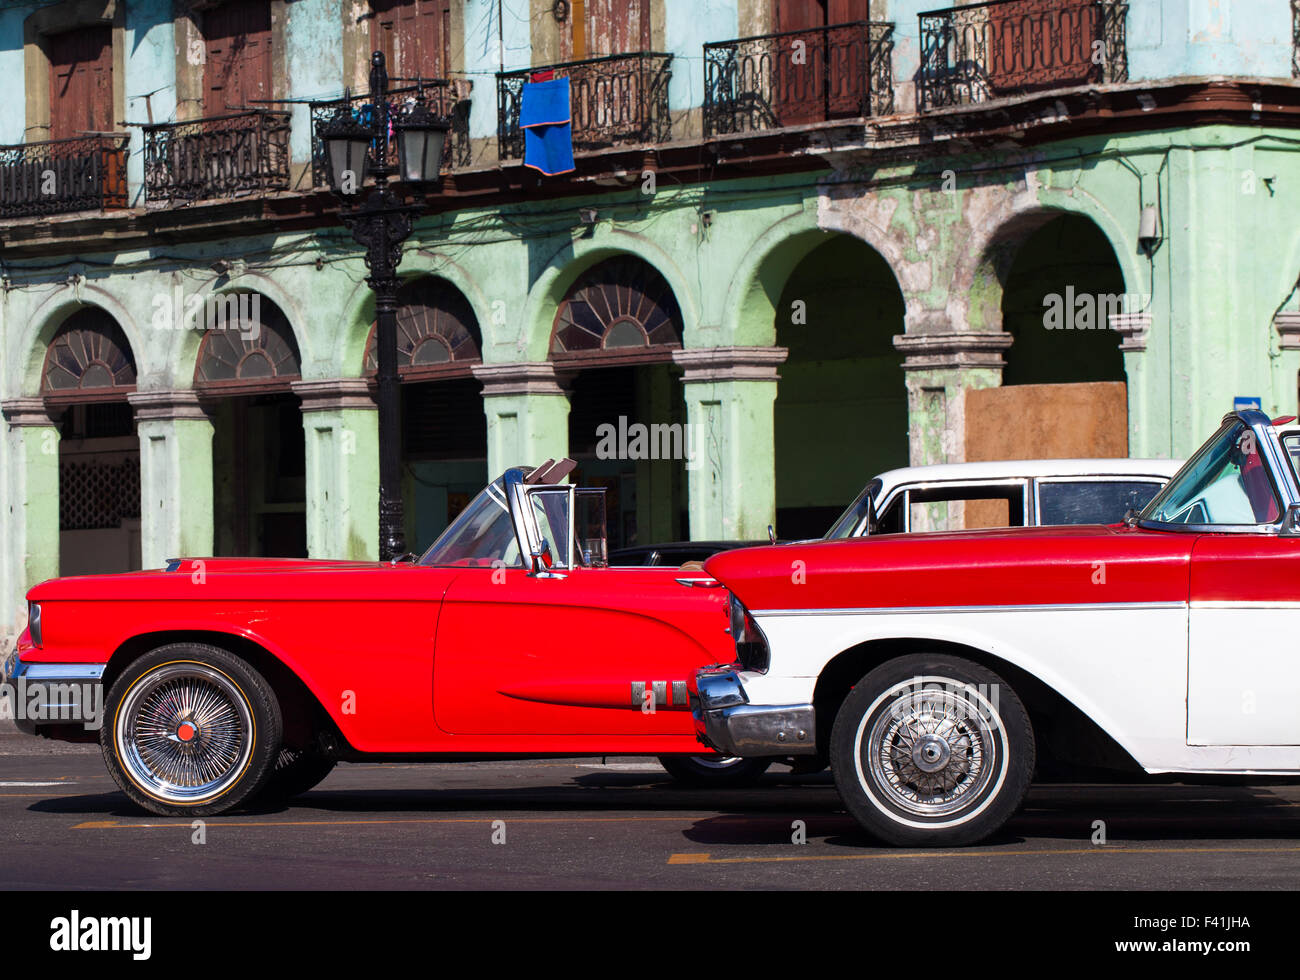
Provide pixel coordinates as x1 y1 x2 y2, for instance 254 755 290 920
1188 532 1300 745
432 564 731 737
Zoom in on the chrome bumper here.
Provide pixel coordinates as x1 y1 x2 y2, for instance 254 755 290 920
1 649 106 735
690 666 815 757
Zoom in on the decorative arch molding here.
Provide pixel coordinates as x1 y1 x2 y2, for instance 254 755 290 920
548 255 683 368
518 230 699 363
194 292 302 394
949 187 1144 338
40 306 136 404
337 251 493 378
17 285 148 397
175 273 312 388
362 275 483 382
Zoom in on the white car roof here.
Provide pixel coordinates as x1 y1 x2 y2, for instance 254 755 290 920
874 458 1184 495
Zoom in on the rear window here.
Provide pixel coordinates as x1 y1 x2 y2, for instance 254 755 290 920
1037 480 1164 526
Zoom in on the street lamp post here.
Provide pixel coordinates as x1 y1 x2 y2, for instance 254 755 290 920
318 51 449 561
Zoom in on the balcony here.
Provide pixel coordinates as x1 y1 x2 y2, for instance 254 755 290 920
309 80 473 187
0 135 129 218
142 109 291 206
497 52 673 162
704 21 895 138
918 0 1128 111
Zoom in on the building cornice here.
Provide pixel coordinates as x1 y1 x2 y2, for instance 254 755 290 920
0 397 56 427
472 362 566 396
893 331 1014 371
291 378 376 412
127 390 211 421
672 346 789 382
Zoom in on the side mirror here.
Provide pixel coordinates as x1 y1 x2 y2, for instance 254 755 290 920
1281 502 1300 537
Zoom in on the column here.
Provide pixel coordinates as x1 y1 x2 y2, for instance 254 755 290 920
128 391 215 569
292 379 379 561
472 363 571 478
892 325 1013 469
0 398 60 629
673 346 787 541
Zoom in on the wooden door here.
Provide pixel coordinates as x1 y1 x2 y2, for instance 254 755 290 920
772 0 826 126
48 26 113 139
372 0 450 80
203 0 273 114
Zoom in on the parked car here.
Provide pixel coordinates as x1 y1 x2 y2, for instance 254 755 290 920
826 457 1184 539
2 459 783 817
692 411 1300 846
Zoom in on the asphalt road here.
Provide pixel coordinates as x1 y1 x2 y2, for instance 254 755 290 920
3 723 1300 890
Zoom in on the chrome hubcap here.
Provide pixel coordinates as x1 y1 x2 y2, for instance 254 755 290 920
861 682 1001 820
116 664 253 804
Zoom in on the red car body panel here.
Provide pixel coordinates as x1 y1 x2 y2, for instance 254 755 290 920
705 524 1197 611
23 559 733 755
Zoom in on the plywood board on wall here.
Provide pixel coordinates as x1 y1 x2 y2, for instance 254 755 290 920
966 381 1129 462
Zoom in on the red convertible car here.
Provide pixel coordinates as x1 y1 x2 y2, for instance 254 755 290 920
3 459 776 816
693 410 1300 847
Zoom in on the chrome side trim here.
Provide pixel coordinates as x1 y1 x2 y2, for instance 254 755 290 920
22 664 106 681
752 601 1189 618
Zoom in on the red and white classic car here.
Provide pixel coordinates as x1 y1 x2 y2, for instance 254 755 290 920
693 410 1300 846
2 460 779 817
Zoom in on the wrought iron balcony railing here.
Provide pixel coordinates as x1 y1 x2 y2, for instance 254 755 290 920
142 109 291 206
704 21 895 138
309 79 473 187
918 0 1128 111
0 134 129 218
497 52 672 161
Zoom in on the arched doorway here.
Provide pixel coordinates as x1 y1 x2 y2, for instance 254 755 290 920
774 234 908 538
972 212 1130 463
196 294 307 557
551 255 686 550
364 276 486 553
1001 213 1128 386
42 308 141 576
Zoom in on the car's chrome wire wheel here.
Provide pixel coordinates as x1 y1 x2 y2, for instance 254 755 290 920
856 678 1007 824
114 663 255 805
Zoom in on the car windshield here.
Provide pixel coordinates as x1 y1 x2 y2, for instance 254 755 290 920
419 477 524 567
826 479 882 539
1140 421 1280 526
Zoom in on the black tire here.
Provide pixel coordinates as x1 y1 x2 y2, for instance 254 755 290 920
101 644 282 817
658 754 773 787
829 654 1034 847
256 745 337 804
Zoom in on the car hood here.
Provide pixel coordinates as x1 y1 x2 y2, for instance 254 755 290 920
703 523 1195 612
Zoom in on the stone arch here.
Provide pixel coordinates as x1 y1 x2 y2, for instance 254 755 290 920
517 229 699 363
950 188 1144 336
338 252 493 378
17 284 146 396
176 273 311 388
722 205 916 347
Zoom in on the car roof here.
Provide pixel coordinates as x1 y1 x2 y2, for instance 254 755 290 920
873 457 1184 493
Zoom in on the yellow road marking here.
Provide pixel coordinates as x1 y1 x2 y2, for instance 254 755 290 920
668 844 1300 865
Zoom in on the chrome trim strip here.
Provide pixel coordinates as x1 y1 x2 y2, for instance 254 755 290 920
1191 601 1300 610
752 601 1188 618
22 663 106 680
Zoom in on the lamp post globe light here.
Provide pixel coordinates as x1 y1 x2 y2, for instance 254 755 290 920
318 51 450 561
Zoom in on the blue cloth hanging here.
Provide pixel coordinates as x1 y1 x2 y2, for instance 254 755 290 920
520 77 574 176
